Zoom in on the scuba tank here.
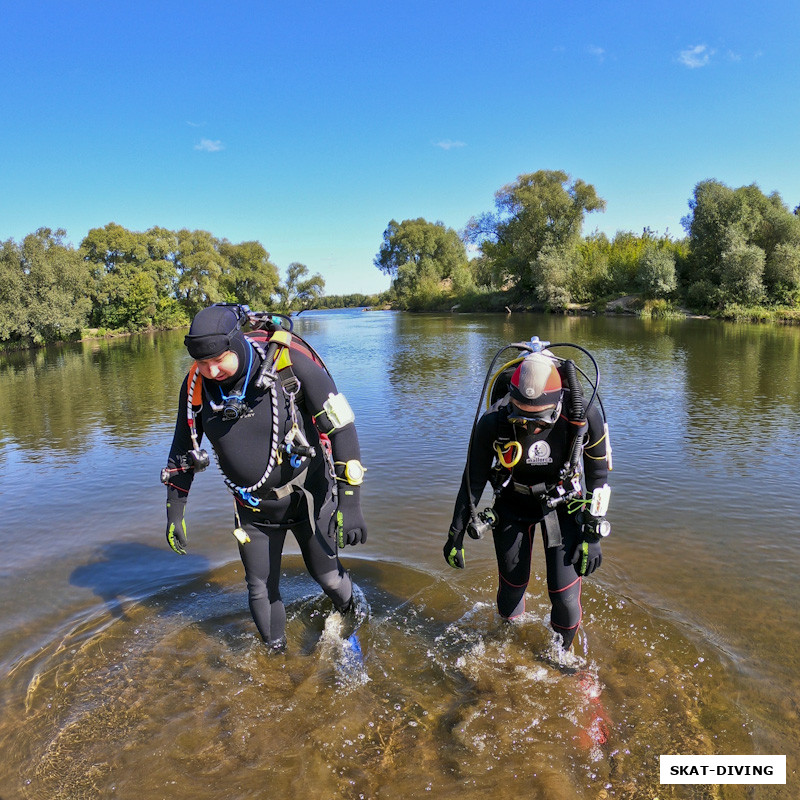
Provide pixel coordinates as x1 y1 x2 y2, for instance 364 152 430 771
463 335 610 538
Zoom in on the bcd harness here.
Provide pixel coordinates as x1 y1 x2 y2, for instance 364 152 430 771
176 329 361 537
490 391 590 549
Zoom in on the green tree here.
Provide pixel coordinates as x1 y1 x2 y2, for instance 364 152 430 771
637 246 677 299
81 223 181 330
608 230 654 291
141 226 185 327
575 232 612 300
19 228 92 344
276 262 325 311
315 292 383 309
468 252 503 290
375 218 468 281
682 179 800 306
0 239 25 343
142 226 180 302
464 170 605 294
174 229 226 315
764 242 800 304
719 232 766 304
374 217 470 308
82 223 152 329
218 240 280 308
533 245 576 309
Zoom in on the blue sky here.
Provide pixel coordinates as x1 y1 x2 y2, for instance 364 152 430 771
2 1 799 296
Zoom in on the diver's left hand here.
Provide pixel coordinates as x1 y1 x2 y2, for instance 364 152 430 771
570 538 602 576
443 532 465 569
165 500 188 555
331 505 367 547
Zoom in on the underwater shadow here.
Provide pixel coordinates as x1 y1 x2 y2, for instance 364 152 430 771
70 541 211 620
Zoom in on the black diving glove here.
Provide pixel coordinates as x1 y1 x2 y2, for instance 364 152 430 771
443 530 465 569
332 494 367 547
570 515 610 576
166 500 188 555
570 538 602 576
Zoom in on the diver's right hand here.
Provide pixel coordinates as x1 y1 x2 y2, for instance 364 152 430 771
443 531 465 569
166 501 188 555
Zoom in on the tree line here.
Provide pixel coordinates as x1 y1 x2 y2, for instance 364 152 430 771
0 223 335 348
3 170 800 349
375 171 800 319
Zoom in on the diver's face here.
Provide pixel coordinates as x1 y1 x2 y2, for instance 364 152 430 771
196 351 239 381
508 397 560 431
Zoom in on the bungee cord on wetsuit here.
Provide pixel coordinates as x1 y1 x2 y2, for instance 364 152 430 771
162 303 368 650
443 335 613 650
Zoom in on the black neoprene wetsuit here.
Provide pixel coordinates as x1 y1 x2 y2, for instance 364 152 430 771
449 392 609 649
166 333 365 645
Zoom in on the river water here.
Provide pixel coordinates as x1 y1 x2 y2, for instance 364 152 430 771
1 309 798 799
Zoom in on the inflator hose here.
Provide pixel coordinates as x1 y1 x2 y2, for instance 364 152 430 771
563 359 586 471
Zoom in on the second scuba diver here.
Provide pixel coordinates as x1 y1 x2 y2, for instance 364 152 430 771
162 304 368 652
443 338 612 650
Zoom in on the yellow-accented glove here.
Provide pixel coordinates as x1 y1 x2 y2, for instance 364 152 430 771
166 501 188 555
443 530 465 569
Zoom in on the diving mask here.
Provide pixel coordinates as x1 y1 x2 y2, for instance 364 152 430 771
507 400 563 430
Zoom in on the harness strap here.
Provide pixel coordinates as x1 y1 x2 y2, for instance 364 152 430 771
507 481 567 548
236 464 335 540
512 481 550 496
251 330 304 398
541 507 563 549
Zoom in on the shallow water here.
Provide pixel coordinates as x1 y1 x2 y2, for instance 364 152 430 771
0 558 758 800
1 310 798 799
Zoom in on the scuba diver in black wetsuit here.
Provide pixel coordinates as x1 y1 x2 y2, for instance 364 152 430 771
162 304 367 652
443 337 612 650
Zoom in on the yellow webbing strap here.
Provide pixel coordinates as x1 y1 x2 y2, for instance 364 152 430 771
269 330 294 372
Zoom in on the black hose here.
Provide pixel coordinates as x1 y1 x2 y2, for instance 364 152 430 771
549 342 600 415
562 359 587 472
563 359 585 420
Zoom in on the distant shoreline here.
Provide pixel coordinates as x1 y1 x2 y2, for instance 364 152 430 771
3 299 797 355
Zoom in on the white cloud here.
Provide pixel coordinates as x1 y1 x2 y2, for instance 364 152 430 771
588 45 605 62
195 138 225 152
679 44 714 68
434 139 466 150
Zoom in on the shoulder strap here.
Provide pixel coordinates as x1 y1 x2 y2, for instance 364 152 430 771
187 363 203 406
248 330 301 397
247 329 330 402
